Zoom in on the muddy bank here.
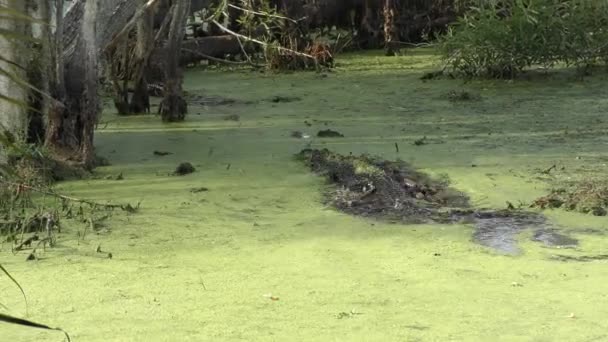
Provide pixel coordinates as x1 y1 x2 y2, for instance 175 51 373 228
299 148 577 254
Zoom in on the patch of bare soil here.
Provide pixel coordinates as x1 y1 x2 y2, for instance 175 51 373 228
298 149 578 254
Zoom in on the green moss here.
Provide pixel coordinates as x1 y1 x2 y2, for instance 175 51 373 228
3 50 608 341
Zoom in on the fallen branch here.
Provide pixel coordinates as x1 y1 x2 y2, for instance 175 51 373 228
227 4 304 23
211 20 315 60
154 3 175 43
235 36 255 66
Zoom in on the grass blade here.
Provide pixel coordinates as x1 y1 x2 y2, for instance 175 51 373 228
0 313 71 341
0 264 28 316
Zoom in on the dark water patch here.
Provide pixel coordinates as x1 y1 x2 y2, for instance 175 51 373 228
471 211 545 254
568 227 606 236
463 210 576 254
550 254 608 262
532 229 578 248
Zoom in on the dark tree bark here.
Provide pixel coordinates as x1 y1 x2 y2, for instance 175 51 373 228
383 0 400 56
148 35 244 75
129 0 155 114
46 0 100 167
48 0 163 165
24 0 53 143
79 0 99 166
110 38 131 115
359 0 382 49
159 0 189 122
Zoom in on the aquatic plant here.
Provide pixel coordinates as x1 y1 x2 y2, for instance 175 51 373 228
440 0 608 77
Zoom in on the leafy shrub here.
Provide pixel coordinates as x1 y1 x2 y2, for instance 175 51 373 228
439 0 608 78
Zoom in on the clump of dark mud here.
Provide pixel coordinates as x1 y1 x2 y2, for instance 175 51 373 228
298 149 578 254
153 150 172 156
551 254 608 262
532 181 608 216
298 148 469 223
173 162 196 176
317 129 344 138
269 95 301 103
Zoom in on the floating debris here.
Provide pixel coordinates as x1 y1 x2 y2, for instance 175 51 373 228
173 162 196 176
317 129 344 138
532 181 608 216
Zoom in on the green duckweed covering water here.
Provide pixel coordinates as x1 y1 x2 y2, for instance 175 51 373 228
2 48 608 341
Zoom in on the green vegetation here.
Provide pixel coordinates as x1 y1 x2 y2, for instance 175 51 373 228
440 0 608 77
2 51 608 341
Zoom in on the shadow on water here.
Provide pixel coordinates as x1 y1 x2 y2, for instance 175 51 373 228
471 211 578 254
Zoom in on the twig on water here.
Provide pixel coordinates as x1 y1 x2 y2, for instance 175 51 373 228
0 180 139 213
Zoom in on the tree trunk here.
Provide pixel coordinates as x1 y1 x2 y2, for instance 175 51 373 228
45 0 67 151
159 0 189 122
46 0 100 168
79 0 100 166
359 0 382 49
26 0 53 143
384 0 400 56
129 0 155 114
0 0 28 164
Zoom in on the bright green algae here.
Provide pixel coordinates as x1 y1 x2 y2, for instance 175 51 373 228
2 49 608 341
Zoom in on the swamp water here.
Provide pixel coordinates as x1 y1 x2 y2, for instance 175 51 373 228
2 50 608 341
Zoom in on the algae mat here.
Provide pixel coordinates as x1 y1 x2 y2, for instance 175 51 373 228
2 50 608 341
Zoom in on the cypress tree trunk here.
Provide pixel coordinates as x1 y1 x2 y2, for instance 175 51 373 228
26 0 53 143
0 0 28 163
159 0 189 122
79 0 99 166
129 0 155 114
46 0 100 167
384 0 400 56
